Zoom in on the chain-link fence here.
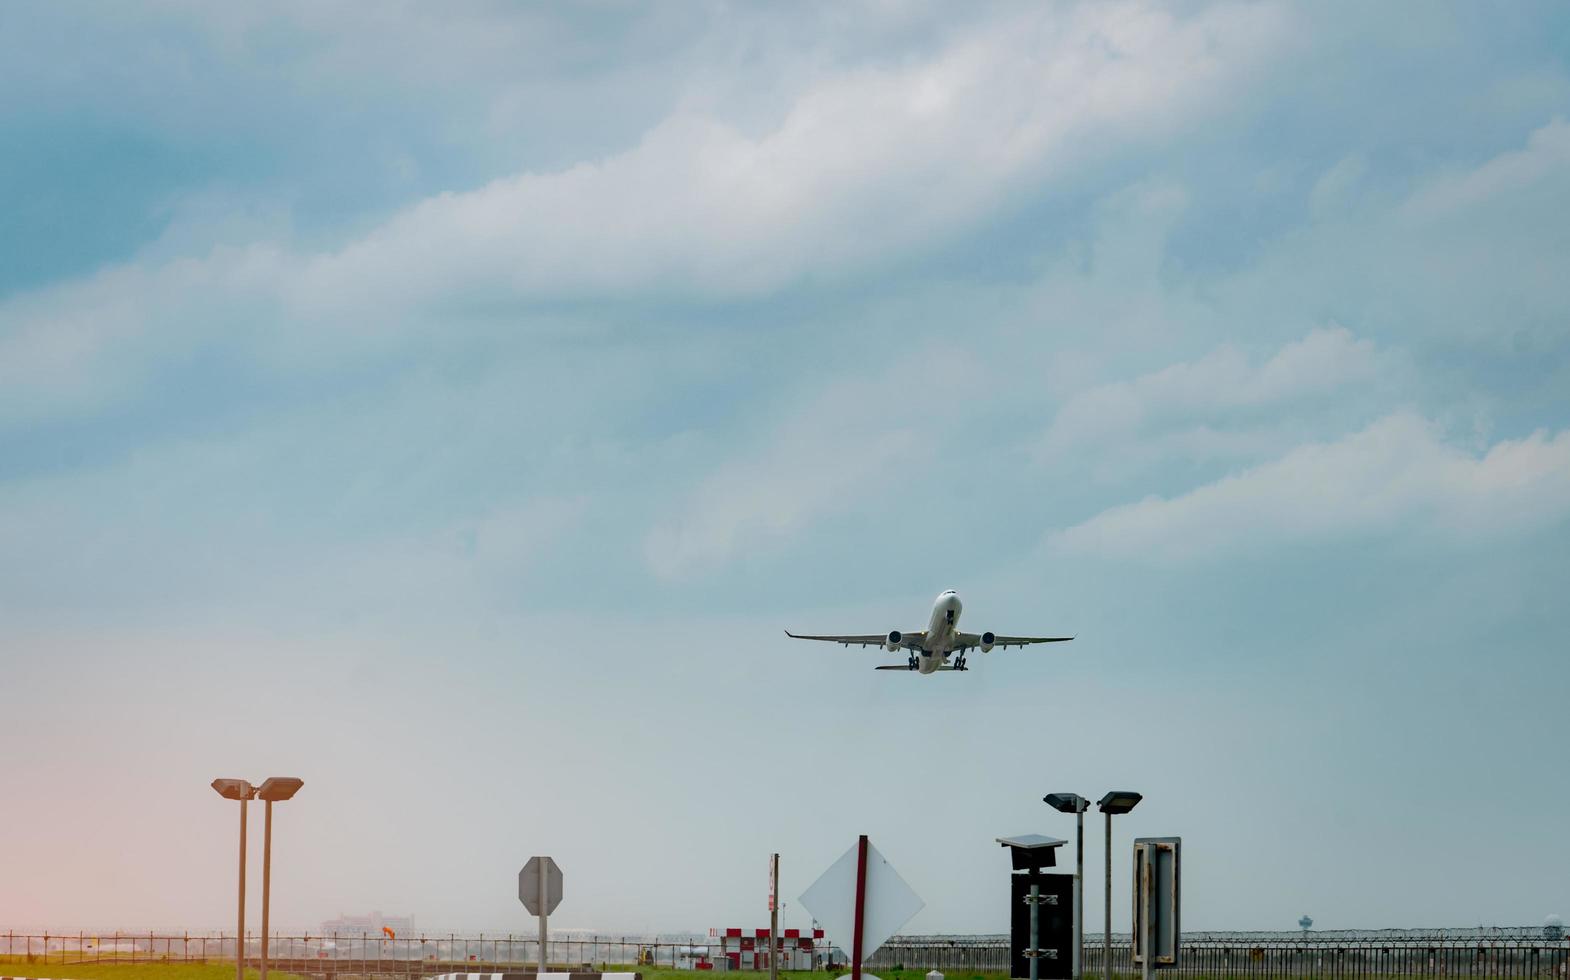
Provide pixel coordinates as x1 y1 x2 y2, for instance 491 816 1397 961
5 931 1569 979
2 933 727 975
869 932 1570 978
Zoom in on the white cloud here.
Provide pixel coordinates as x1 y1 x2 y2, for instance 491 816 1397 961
1309 152 1368 216
1401 116 1570 219
284 1 1287 302
1047 412 1570 564
644 424 919 581
0 1 1290 426
644 348 982 579
1219 116 1570 347
1039 325 1384 459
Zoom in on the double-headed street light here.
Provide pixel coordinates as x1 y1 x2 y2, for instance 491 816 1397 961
1043 794 1090 980
1097 792 1143 980
212 777 304 980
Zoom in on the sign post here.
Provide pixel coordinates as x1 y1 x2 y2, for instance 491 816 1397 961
851 836 868 980
769 854 780 980
519 856 564 971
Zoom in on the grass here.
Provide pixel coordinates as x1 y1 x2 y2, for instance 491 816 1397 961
0 959 308 980
631 972 1012 980
0 963 1011 980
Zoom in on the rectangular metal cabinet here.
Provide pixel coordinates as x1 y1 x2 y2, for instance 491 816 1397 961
1009 872 1074 980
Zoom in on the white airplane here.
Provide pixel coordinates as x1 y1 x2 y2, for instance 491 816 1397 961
786 590 1072 674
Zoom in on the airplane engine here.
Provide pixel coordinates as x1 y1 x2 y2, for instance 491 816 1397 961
885 630 903 652
980 631 996 653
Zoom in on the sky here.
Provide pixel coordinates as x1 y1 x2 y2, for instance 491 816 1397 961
2 0 1569 939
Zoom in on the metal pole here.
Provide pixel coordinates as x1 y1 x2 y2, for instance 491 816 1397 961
238 796 248 980
1029 881 1041 980
1075 809 1084 980
1140 845 1154 980
769 854 779 980
851 835 869 980
1103 812 1111 980
538 864 548 971
261 800 272 980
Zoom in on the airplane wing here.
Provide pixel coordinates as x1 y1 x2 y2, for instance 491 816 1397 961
785 630 926 649
956 632 1074 649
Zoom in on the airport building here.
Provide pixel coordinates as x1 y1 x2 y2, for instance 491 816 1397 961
318 912 416 937
702 928 826 971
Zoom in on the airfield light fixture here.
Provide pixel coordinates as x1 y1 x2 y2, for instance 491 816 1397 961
1096 792 1143 980
211 778 256 801
257 777 304 802
211 780 256 980
1044 794 1091 980
256 777 304 980
1044 793 1090 814
1096 791 1143 815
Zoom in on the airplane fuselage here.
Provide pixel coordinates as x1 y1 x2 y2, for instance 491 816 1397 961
916 590 964 673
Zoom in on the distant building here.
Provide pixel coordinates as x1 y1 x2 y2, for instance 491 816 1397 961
704 928 827 971
319 912 416 937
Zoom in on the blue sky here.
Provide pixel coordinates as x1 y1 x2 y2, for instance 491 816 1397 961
2 0 1568 937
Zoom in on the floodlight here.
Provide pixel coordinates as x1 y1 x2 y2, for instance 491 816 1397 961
211 778 256 800
1097 791 1142 815
257 777 304 801
1044 793 1090 814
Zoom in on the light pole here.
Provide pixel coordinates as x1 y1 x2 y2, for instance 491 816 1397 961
1044 794 1090 980
211 779 257 980
1096 792 1142 980
256 778 304 980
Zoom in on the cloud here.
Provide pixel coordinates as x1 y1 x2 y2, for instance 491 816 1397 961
1039 325 1385 460
1047 412 1570 564
643 347 984 579
300 2 1286 300
1219 116 1570 347
0 2 1290 427
1401 116 1570 219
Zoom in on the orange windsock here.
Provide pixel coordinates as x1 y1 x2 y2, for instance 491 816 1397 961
383 927 396 940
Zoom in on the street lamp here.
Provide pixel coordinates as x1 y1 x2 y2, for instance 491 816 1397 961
1096 792 1142 980
255 777 304 980
211 779 257 980
1044 794 1090 980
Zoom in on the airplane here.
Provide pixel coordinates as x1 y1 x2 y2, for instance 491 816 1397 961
785 589 1072 674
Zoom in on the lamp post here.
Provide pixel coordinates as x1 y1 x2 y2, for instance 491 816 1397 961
211 779 257 980
1044 794 1090 980
255 778 304 980
1096 792 1142 980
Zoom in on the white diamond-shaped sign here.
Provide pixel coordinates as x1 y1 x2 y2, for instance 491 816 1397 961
799 838 924 963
